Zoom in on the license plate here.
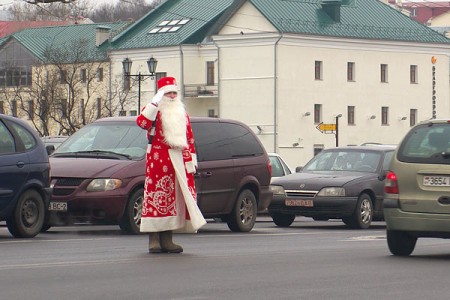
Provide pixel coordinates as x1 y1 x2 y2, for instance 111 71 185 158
423 176 450 186
48 202 68 211
285 199 313 207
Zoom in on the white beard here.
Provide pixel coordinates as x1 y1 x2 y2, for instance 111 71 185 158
159 96 188 149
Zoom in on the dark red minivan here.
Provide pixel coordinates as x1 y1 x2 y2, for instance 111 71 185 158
46 116 272 234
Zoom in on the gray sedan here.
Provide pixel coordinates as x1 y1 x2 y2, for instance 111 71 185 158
268 145 395 229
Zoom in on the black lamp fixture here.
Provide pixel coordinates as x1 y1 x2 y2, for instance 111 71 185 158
122 56 158 113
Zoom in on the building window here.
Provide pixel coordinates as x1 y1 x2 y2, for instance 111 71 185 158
79 99 85 119
60 99 67 117
12 100 17 117
315 61 322 80
27 100 34 120
97 68 104 82
314 104 322 124
410 65 417 83
155 72 167 90
80 69 86 83
0 101 3 114
60 70 67 84
129 110 137 116
313 144 324 156
347 62 355 81
347 106 355 125
381 106 389 125
206 61 214 86
381 64 388 83
410 109 417 127
119 110 126 116
208 109 216 117
97 98 102 119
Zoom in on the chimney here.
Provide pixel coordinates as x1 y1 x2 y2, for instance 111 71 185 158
321 0 342 22
96 26 111 47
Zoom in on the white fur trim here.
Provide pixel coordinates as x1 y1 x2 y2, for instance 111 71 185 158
192 153 198 168
160 85 178 93
141 104 158 121
185 161 195 174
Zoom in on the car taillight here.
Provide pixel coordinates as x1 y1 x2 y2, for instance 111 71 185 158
385 171 399 194
267 158 272 176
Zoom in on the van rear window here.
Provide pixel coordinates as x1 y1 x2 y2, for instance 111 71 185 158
397 123 450 164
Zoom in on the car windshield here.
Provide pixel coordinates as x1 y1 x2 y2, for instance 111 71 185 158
53 121 147 160
302 150 382 173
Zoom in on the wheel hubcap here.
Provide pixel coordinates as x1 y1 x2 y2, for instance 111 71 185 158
360 199 372 224
22 199 38 227
134 195 143 226
239 197 254 225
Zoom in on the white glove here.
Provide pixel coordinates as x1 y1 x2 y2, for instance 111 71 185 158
151 90 165 106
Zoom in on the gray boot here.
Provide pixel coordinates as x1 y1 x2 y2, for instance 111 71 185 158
148 232 162 253
160 230 183 253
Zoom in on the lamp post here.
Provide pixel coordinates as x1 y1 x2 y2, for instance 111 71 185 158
335 114 342 147
122 57 158 113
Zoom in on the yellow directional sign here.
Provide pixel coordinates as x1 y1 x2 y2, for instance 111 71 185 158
319 123 336 131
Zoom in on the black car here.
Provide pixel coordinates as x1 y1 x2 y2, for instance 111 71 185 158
269 145 396 229
0 114 51 238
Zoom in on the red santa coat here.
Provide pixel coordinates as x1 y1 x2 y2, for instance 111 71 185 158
136 103 206 233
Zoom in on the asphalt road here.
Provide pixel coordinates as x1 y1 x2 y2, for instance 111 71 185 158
1 217 450 300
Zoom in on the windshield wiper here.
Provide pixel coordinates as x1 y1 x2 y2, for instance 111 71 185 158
77 150 131 159
52 150 130 159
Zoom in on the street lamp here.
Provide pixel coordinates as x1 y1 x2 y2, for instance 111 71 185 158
122 57 158 113
335 113 342 147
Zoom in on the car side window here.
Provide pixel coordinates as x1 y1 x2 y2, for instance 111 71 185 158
0 121 15 154
192 122 232 161
221 122 263 158
9 122 36 151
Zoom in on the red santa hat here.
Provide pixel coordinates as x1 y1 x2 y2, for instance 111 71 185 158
157 76 178 93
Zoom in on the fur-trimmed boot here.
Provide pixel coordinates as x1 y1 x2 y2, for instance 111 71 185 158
160 230 183 253
148 232 162 253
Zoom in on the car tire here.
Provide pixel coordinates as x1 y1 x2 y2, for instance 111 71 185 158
343 193 373 229
227 189 257 232
6 190 45 238
387 230 417 256
270 212 295 227
119 188 143 235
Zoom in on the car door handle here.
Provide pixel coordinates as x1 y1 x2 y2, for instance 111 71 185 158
195 172 212 178
16 161 25 168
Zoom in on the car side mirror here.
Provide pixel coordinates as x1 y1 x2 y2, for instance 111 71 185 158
295 166 303 173
46 145 55 155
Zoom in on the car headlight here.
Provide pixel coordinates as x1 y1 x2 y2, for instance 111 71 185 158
86 179 122 192
317 187 345 197
270 185 286 196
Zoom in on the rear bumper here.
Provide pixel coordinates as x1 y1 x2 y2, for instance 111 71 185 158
384 206 450 234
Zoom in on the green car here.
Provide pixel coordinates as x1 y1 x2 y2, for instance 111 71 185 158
384 119 450 256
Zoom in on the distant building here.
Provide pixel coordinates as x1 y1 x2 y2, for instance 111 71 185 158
388 0 450 25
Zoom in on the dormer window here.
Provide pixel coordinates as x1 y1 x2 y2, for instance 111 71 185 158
148 19 190 34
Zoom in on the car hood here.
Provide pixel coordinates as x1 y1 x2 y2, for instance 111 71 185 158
271 171 371 190
49 157 136 178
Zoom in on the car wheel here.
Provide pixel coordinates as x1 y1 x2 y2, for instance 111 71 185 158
6 190 45 238
227 189 257 232
343 193 373 229
387 230 417 256
270 212 295 227
119 188 143 235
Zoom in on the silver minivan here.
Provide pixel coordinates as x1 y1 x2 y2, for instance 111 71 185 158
384 119 450 256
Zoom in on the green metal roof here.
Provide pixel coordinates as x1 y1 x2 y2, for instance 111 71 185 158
110 0 234 49
250 0 450 43
9 22 129 62
111 0 450 48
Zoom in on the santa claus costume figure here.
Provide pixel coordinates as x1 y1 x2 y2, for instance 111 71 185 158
136 76 206 253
